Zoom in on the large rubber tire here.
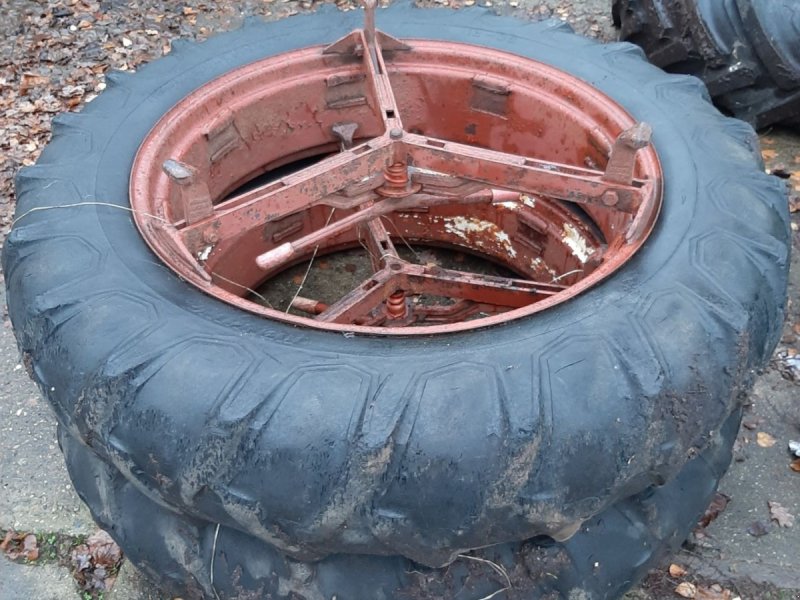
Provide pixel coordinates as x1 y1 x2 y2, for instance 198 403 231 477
2 3 790 597
58 410 740 599
613 0 800 129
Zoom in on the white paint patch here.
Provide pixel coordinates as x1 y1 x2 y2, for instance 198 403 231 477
520 194 536 208
561 224 594 264
198 246 212 261
444 216 517 258
498 201 519 210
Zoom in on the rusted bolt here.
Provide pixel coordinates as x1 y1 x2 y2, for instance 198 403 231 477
389 128 403 140
377 161 421 197
386 290 407 319
602 191 619 207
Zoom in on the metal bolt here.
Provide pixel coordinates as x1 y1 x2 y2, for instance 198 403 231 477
602 191 619 207
389 128 403 140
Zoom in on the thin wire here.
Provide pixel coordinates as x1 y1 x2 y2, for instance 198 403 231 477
11 202 169 227
285 207 336 313
551 268 583 284
210 523 221 600
379 215 420 262
457 554 512 600
210 271 274 308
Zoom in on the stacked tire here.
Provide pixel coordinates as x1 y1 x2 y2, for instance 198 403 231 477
613 0 800 129
3 3 791 599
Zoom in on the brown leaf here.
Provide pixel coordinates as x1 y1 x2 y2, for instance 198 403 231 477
0 530 13 552
675 581 697 598
761 148 777 160
86 530 122 567
698 492 730 528
669 563 687 577
696 585 733 600
768 501 795 528
756 431 777 448
790 458 800 472
22 534 39 561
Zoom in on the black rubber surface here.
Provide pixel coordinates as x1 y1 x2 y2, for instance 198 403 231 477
60 408 740 599
613 0 800 129
2 3 791 597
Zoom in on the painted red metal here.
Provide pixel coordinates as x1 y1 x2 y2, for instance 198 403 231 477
129 3 663 335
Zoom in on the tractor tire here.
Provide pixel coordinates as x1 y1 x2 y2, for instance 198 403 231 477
613 0 800 129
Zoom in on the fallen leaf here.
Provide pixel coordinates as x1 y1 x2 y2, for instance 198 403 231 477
669 563 687 577
22 534 39 561
698 492 730 528
696 585 733 600
756 431 776 447
790 458 800 472
86 530 122 567
761 149 777 160
675 581 697 598
746 520 769 537
768 501 795 528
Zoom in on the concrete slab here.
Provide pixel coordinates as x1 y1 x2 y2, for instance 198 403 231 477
0 555 78 600
0 285 94 536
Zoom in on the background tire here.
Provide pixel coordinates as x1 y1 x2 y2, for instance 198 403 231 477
3 3 790 597
613 0 800 129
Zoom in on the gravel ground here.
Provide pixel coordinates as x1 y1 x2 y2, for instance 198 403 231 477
0 1 798 599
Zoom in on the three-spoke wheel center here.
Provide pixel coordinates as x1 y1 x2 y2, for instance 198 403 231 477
130 1 663 335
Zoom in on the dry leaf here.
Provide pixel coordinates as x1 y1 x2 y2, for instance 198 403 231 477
698 492 730 528
768 501 795 528
756 431 777 447
696 585 733 600
669 563 687 577
790 458 800 472
761 149 777 160
675 582 697 598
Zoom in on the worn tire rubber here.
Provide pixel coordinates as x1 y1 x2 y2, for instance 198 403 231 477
59 409 740 600
613 0 800 129
2 3 791 597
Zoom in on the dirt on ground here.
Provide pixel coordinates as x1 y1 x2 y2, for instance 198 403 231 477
0 1 798 599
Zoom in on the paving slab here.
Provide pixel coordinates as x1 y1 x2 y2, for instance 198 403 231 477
0 555 78 600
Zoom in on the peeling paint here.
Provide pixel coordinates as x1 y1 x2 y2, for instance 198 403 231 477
561 223 593 264
198 246 212 261
443 216 517 257
520 194 536 208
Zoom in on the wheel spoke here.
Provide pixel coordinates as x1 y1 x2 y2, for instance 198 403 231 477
402 133 647 212
179 137 394 252
360 217 400 271
403 265 566 308
316 268 397 323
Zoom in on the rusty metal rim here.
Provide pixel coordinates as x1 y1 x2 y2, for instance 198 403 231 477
130 26 663 336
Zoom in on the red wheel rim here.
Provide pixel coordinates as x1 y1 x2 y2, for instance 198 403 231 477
130 11 662 336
